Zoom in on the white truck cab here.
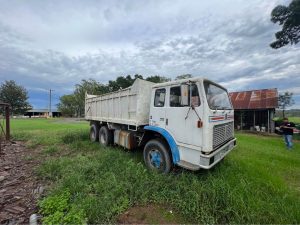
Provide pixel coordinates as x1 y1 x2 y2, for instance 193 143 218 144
147 77 236 171
85 77 236 173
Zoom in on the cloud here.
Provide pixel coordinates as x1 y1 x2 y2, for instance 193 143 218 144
0 0 299 109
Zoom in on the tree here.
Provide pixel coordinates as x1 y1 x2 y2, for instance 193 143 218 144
108 75 134 91
73 79 107 117
278 92 295 117
57 94 77 117
146 75 171 83
133 74 144 80
0 80 32 115
175 74 193 80
270 0 300 49
107 74 145 91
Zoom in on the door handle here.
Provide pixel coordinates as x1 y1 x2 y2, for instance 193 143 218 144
166 118 168 126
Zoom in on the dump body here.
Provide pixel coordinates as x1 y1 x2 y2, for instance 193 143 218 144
85 79 154 126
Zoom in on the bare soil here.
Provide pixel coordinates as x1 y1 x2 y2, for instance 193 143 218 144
117 204 186 224
0 141 42 224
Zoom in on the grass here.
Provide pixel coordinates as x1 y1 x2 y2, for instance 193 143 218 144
11 118 300 224
273 116 300 124
288 116 300 124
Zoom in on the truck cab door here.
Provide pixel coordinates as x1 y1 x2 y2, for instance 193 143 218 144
165 83 203 147
149 88 166 128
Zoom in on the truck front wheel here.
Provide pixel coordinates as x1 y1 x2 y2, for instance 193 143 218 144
99 126 113 146
143 139 172 173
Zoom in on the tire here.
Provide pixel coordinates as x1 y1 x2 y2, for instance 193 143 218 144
99 126 113 146
90 124 99 142
143 139 172 173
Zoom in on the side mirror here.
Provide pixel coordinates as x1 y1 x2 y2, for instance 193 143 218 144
180 84 189 106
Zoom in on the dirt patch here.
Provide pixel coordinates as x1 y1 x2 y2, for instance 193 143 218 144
0 141 43 224
117 204 186 224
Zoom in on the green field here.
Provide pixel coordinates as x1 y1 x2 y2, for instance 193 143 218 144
288 116 300 124
11 118 300 224
273 116 300 124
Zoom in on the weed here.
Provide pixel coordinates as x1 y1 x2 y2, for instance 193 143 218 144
39 189 86 224
12 131 31 141
61 130 88 144
43 146 60 155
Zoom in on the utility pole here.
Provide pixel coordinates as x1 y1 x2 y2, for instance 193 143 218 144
49 89 54 117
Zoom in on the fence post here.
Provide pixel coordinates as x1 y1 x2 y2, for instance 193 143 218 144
5 105 10 141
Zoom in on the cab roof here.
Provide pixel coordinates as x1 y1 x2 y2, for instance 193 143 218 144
152 77 227 91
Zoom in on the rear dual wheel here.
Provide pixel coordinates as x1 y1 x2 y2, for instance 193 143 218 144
90 124 113 146
99 126 113 146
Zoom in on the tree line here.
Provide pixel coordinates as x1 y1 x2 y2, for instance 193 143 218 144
57 74 192 117
0 75 295 117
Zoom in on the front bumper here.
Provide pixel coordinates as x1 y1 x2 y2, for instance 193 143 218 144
199 138 236 169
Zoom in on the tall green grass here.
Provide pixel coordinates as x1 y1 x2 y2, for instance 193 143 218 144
11 118 300 224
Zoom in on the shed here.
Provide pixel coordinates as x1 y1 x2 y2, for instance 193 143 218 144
24 109 61 118
229 88 278 133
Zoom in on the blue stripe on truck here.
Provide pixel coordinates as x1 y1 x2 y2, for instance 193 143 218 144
144 126 180 164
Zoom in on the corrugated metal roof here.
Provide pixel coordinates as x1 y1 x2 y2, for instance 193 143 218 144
229 88 278 109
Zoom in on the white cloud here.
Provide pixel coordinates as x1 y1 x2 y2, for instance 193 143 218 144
0 0 299 108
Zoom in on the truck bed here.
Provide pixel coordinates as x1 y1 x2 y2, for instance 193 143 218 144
85 79 154 127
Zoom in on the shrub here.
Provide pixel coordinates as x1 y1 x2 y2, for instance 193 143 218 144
39 190 86 224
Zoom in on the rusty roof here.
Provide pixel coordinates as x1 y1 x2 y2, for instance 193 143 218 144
229 88 278 109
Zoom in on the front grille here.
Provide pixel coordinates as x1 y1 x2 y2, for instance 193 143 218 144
213 122 234 149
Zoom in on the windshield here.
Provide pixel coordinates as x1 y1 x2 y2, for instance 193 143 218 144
204 81 232 110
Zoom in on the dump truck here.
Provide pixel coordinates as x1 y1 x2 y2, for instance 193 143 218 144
85 77 236 173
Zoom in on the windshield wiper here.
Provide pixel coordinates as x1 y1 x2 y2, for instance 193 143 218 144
220 107 229 110
214 106 231 110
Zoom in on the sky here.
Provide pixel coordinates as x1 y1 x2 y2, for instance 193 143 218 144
0 0 299 109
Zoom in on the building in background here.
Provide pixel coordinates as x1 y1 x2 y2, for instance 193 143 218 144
229 89 278 133
24 109 61 118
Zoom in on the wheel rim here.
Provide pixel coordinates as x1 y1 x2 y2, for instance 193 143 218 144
100 132 106 144
149 149 163 169
90 129 95 140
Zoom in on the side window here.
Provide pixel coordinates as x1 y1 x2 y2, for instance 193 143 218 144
191 84 200 107
154 88 166 107
170 84 201 107
170 86 181 107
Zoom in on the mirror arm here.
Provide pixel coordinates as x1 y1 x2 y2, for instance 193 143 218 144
192 107 201 121
185 106 192 120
